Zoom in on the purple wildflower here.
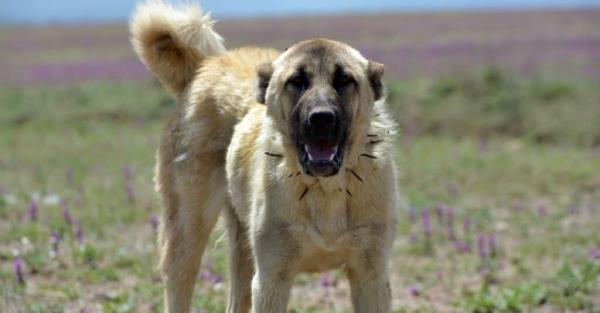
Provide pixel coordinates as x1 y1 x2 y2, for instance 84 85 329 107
149 213 159 232
319 274 336 287
75 221 84 245
62 200 74 226
446 206 455 241
212 274 223 284
587 203 596 213
199 270 212 281
122 165 132 181
421 208 433 252
513 201 524 212
198 259 222 284
537 203 547 216
122 165 136 203
13 257 25 284
590 249 600 260
126 181 136 203
421 208 431 236
436 272 444 281
409 232 418 243
435 203 445 223
50 231 61 255
568 203 578 215
477 234 487 260
479 265 489 278
81 308 91 313
27 200 38 221
453 240 471 253
199 270 222 284
407 284 420 296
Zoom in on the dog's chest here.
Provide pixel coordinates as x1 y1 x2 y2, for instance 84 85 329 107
300 186 351 250
295 207 353 272
309 206 348 245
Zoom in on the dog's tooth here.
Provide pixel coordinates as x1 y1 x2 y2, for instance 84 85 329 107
328 145 338 161
304 144 313 161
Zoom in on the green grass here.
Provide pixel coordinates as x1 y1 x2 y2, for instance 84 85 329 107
0 74 599 312
388 67 600 146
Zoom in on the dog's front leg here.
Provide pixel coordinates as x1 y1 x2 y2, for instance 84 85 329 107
347 267 391 313
250 223 300 313
346 227 394 313
250 269 294 313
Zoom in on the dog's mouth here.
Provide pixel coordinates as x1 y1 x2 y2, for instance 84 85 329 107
293 98 347 177
298 139 344 177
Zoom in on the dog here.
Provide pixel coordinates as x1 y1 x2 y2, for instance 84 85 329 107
130 1 399 312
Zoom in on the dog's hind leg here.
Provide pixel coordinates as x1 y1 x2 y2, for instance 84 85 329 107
157 148 226 313
224 204 253 313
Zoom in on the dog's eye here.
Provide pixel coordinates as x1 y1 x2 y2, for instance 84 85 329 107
286 76 308 91
333 74 355 91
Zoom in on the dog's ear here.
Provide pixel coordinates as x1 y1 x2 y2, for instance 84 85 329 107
367 61 385 101
257 62 274 104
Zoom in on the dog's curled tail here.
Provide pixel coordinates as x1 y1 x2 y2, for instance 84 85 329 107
130 0 225 96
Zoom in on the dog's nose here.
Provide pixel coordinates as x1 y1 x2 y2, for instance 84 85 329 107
308 109 336 129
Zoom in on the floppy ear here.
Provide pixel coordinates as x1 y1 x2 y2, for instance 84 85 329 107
256 62 273 104
367 61 385 101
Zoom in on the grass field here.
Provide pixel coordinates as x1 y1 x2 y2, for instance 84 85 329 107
1 73 599 312
1 8 600 313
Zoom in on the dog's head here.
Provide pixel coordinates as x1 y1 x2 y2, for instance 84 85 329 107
257 38 384 177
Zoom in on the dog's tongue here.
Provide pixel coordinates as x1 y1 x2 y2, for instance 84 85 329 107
305 144 338 162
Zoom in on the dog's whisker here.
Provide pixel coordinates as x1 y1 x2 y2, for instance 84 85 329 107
346 189 353 197
299 187 310 201
360 153 377 159
369 139 384 145
348 169 364 182
265 152 283 158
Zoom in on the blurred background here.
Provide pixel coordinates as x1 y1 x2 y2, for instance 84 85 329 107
1 1 600 312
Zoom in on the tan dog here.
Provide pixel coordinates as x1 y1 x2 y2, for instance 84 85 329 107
130 1 399 312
